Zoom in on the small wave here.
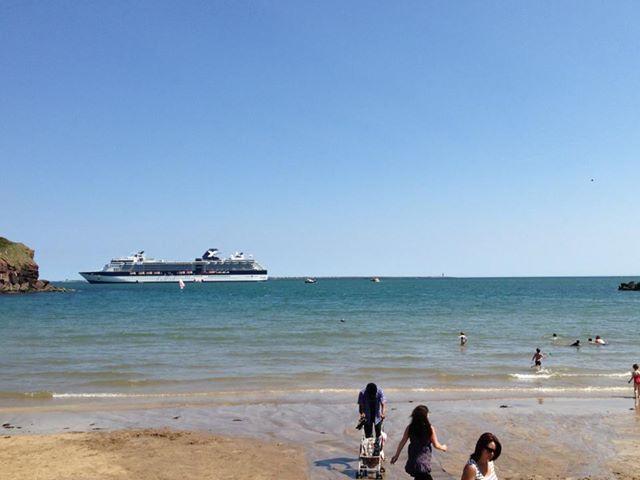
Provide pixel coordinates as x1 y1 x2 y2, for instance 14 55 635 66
51 391 239 399
30 370 140 380
401 386 629 393
564 372 628 378
0 390 54 399
53 392 158 399
81 378 189 388
48 385 631 399
510 371 628 381
357 366 439 375
384 355 426 362
511 373 554 380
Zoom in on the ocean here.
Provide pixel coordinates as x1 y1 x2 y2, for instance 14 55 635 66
1 277 638 405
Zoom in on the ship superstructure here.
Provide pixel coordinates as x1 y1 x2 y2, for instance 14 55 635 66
80 248 268 283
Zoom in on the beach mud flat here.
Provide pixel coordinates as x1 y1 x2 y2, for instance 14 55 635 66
2 394 639 480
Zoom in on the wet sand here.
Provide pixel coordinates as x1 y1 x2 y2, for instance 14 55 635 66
2 394 640 479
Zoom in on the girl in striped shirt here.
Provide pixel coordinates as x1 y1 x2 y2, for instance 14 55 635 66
461 432 501 480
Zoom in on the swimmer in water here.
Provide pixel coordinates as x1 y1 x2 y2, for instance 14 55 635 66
594 335 606 345
570 339 581 347
459 332 468 346
531 348 545 370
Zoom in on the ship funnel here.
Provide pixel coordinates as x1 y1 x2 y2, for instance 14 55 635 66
202 248 219 260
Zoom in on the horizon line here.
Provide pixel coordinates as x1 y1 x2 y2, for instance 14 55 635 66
51 274 640 282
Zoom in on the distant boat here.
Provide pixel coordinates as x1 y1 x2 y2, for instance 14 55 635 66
371 277 381 283
305 278 317 284
178 279 185 290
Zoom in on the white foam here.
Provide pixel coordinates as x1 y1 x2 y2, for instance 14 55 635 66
52 392 218 399
54 393 152 398
50 382 632 400
405 386 629 393
510 371 628 381
512 373 554 380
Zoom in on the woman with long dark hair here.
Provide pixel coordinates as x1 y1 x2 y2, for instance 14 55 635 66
461 432 501 480
390 405 447 480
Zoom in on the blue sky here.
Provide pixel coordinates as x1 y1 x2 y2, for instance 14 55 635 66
2 1 639 278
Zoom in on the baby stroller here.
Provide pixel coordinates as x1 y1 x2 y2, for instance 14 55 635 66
355 426 386 479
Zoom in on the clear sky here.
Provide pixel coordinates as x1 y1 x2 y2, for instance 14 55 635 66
2 1 639 279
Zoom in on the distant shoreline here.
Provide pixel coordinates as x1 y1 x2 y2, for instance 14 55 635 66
50 274 640 282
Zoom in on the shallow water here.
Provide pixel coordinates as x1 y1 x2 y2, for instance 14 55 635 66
1 277 639 404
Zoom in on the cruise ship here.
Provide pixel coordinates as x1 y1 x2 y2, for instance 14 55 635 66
80 249 268 283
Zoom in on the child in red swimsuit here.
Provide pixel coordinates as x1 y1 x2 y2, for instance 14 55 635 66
629 364 640 406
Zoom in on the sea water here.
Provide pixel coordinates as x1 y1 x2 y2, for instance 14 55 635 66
1 277 639 404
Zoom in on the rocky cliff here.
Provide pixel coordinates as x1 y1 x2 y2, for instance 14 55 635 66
0 237 65 293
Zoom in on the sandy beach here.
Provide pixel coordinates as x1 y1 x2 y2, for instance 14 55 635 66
2 393 640 480
0 429 306 480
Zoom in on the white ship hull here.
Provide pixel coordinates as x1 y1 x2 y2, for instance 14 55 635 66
80 248 268 284
80 273 268 283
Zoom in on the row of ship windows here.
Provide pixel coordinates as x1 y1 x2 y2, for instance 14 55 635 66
130 271 232 275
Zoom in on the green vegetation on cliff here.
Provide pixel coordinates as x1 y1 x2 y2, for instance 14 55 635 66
0 236 66 293
0 237 36 268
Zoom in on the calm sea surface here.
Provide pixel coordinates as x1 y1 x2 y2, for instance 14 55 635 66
1 278 639 404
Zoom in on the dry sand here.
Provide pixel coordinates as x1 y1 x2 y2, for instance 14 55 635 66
0 429 307 480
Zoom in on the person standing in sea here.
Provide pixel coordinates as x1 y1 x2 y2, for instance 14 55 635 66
357 383 386 442
390 405 447 480
461 432 501 480
531 348 545 370
629 364 640 406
